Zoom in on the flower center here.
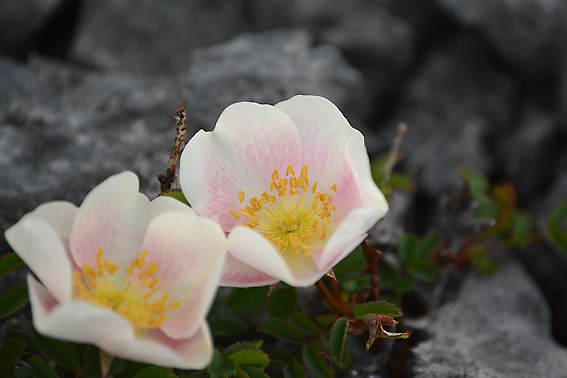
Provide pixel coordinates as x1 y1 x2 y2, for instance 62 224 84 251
72 248 180 329
230 164 337 257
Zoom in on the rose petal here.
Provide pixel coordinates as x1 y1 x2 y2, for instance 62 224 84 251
227 226 322 287
27 275 134 344
180 102 304 231
100 321 213 370
70 171 150 269
138 212 226 340
6 220 72 302
314 135 388 271
20 201 78 239
275 95 359 184
219 254 278 287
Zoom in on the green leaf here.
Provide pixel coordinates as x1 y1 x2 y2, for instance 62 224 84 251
0 253 25 281
398 234 419 264
290 312 320 336
332 247 366 282
228 350 269 370
339 275 371 292
389 173 416 192
0 284 28 320
283 358 306 378
112 361 152 378
408 261 437 282
301 342 333 378
226 286 269 314
159 189 190 206
418 232 442 259
0 337 26 366
267 286 297 319
223 342 261 358
260 345 289 364
208 350 237 378
510 211 531 249
378 264 413 292
134 366 175 378
547 202 567 253
29 357 59 378
240 366 269 378
209 317 250 337
0 366 11 377
31 332 79 372
329 318 349 362
258 319 306 345
470 245 498 275
460 166 489 199
353 301 403 318
234 368 248 378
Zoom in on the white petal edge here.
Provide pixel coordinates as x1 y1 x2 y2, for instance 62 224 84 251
6 219 72 302
275 95 360 184
27 275 134 344
315 135 388 270
19 201 78 239
179 102 303 231
70 171 150 269
227 226 323 287
139 212 226 340
219 254 278 287
100 321 213 370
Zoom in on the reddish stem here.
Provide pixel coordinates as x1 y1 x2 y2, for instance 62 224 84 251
315 280 345 315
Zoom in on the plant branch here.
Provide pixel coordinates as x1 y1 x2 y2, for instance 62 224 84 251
381 122 407 186
157 104 187 193
315 279 345 315
362 238 382 301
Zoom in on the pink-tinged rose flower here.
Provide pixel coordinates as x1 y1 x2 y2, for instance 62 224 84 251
180 95 388 287
5 172 227 369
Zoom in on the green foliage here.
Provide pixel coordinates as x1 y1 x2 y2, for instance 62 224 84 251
158 189 190 206
134 367 176 378
283 359 306 378
0 253 25 281
370 155 415 197
267 285 297 319
226 286 269 314
0 284 28 320
0 337 26 366
258 319 306 345
209 318 250 337
301 341 333 378
353 301 403 318
29 356 59 378
547 202 567 253
208 350 238 378
329 318 349 362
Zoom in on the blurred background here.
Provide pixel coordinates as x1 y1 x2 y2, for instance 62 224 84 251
1 0 566 376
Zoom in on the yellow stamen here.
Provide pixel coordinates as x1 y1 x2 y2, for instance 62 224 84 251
238 190 245 203
73 248 181 330
231 164 337 258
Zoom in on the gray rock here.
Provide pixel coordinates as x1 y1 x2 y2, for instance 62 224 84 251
69 0 253 75
384 35 517 198
435 0 564 75
495 102 561 201
0 0 62 53
410 254 567 377
183 29 365 129
0 30 365 253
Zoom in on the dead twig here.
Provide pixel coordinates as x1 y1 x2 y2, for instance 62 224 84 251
157 104 187 193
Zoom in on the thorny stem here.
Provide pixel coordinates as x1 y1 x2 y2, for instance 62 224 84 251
381 122 407 186
315 280 346 315
362 238 382 301
157 104 187 193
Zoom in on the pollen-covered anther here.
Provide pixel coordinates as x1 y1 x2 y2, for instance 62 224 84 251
232 164 337 257
72 248 180 330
